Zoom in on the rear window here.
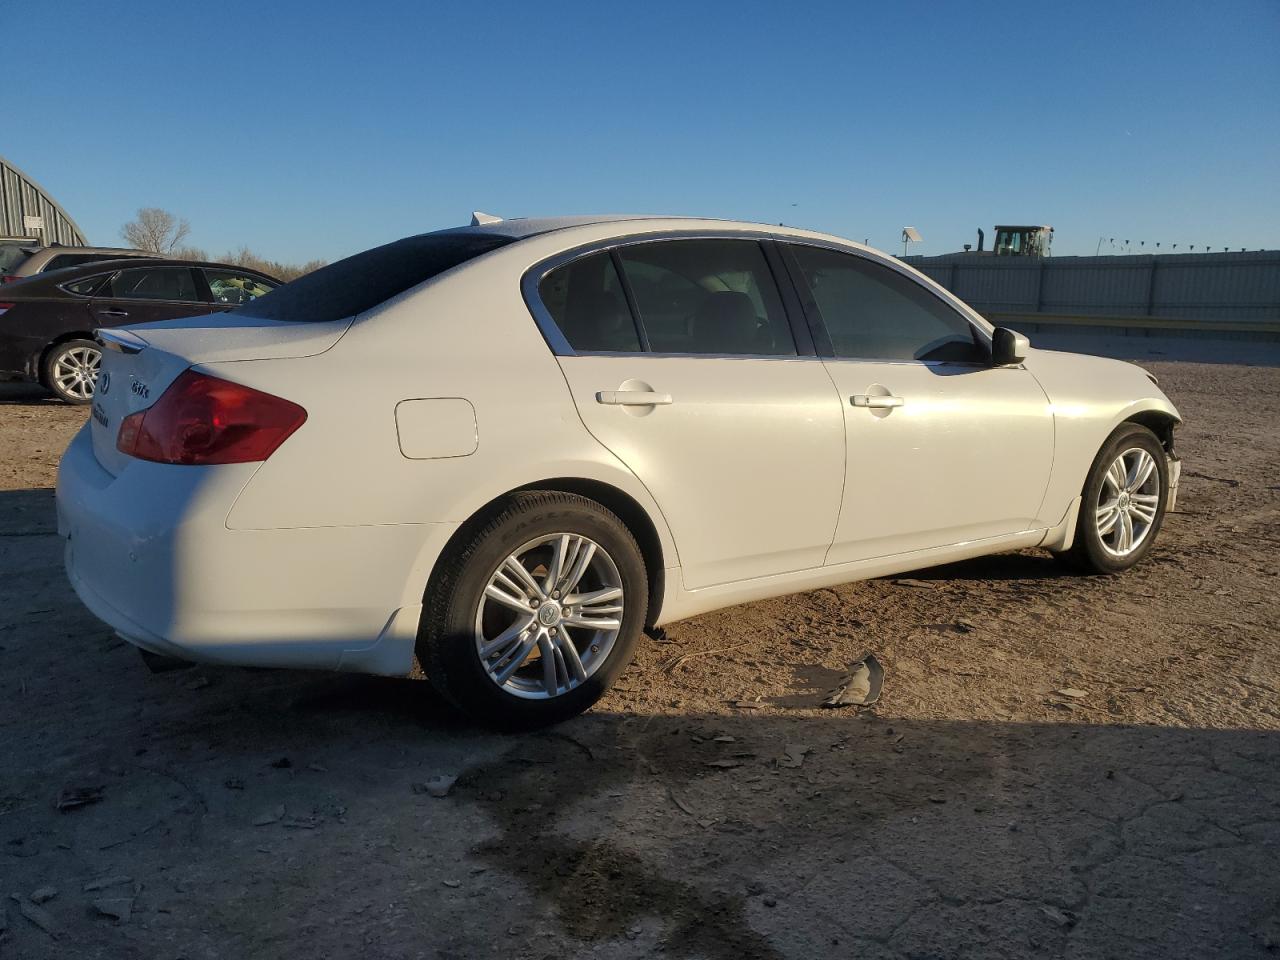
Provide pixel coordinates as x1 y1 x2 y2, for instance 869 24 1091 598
0 242 36 273
44 253 124 272
237 231 514 322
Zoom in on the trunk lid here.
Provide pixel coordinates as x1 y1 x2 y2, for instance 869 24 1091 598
89 313 351 476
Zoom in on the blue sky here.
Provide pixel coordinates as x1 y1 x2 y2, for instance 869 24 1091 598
8 0 1279 261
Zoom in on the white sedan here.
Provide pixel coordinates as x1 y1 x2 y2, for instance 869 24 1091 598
56 215 1182 725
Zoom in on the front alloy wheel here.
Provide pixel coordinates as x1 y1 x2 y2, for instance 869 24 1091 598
1094 447 1161 558
1058 423 1169 574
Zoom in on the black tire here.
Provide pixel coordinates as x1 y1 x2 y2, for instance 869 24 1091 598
42 339 101 405
1056 423 1168 574
418 491 648 728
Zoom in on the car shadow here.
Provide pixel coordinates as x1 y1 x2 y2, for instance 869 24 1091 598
0 381 59 406
888 550 1075 582
1 483 1276 957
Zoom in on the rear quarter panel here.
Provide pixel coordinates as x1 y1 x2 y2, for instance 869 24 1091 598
219 234 681 599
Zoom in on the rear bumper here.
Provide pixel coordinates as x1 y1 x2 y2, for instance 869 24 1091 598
57 426 450 675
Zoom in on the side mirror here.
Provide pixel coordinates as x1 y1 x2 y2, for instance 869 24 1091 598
991 327 1030 365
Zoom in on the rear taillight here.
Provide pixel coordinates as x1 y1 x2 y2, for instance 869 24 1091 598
0 276 19 285
116 370 307 465
0 302 13 316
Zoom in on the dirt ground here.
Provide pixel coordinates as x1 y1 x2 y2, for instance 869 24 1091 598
1 357 1278 960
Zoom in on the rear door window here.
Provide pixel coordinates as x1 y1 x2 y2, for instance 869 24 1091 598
105 266 202 302
538 252 642 352
617 240 795 356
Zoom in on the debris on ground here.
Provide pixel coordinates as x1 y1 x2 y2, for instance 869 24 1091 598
411 774 457 798
29 886 57 903
269 757 292 769
93 897 134 922
778 744 810 768
669 790 698 817
253 805 286 826
54 785 104 811
223 777 245 790
822 652 885 708
11 894 59 938
1041 905 1079 927
83 875 132 892
1055 688 1089 699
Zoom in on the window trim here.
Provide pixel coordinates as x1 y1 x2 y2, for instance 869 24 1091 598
521 231 820 361
779 239 995 366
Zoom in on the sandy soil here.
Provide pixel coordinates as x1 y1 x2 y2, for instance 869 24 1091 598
1 359 1277 959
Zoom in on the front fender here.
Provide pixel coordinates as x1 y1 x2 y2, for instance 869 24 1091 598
1026 349 1181 525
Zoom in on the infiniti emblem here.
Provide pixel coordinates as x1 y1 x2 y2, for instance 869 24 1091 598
98 371 111 395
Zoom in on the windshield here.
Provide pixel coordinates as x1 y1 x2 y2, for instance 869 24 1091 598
236 231 514 322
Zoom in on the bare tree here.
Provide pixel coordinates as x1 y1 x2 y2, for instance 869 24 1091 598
220 245 326 282
120 208 192 254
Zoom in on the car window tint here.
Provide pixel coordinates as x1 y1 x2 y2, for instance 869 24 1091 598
204 270 278 306
789 245 982 362
0 243 33 273
237 231 513 323
63 275 109 296
617 240 794 356
106 267 201 302
539 252 641 352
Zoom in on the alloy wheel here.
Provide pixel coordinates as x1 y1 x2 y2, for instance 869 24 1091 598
1095 447 1160 558
474 533 624 700
52 345 102 401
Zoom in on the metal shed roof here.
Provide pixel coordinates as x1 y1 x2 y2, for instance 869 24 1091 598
0 154 87 246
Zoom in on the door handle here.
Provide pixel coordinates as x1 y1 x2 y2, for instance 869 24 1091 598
99 308 129 318
851 394 904 409
596 390 672 406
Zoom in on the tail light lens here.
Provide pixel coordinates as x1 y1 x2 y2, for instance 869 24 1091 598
0 302 13 316
116 370 307 465
1 276 19 285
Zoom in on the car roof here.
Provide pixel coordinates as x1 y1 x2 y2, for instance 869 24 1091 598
440 214 856 249
25 245 158 260
452 215 689 240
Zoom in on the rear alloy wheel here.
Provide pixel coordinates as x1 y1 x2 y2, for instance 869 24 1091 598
44 339 102 405
1058 423 1168 574
419 492 647 727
